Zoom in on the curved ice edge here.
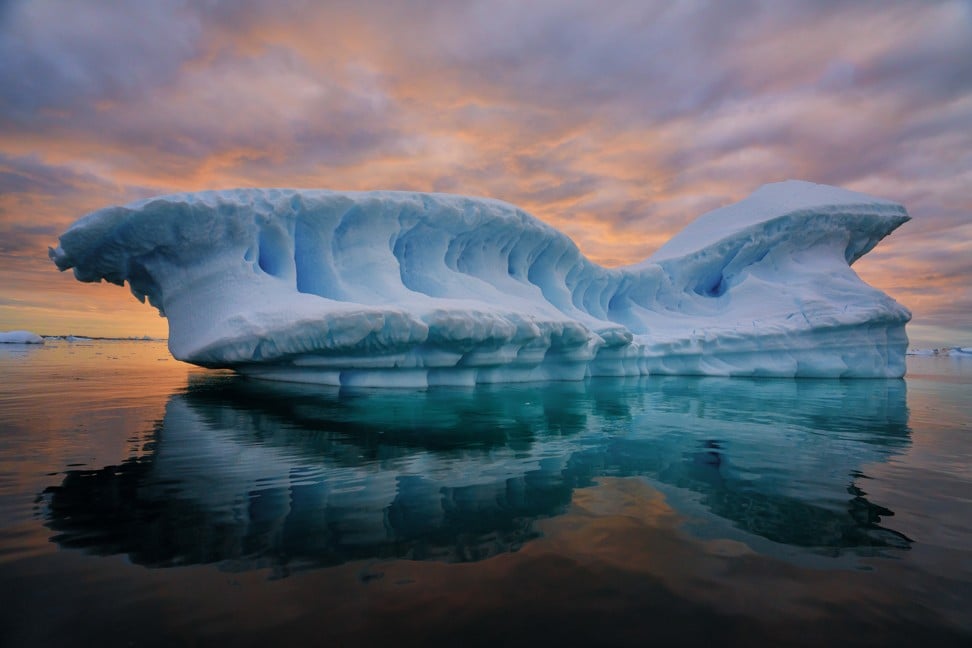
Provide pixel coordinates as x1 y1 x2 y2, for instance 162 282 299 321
50 180 911 384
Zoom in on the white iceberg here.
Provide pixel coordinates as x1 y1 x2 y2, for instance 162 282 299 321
49 180 911 385
0 330 44 344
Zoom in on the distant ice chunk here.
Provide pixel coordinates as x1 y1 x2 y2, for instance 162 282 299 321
49 180 911 384
909 347 972 357
0 330 44 344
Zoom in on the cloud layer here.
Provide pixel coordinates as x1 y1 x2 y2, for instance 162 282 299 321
1 0 969 344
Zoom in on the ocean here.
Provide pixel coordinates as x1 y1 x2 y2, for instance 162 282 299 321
1 339 969 647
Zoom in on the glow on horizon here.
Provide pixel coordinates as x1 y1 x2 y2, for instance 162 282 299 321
1 1 969 347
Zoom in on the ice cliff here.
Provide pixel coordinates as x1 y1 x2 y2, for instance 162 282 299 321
50 180 911 385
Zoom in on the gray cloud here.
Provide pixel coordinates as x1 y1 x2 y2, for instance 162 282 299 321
4 1 967 192
0 153 107 195
0 0 202 125
0 222 60 255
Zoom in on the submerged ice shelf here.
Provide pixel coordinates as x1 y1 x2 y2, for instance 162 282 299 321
50 180 911 385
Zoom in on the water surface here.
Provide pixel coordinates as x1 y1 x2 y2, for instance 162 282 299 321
1 340 970 646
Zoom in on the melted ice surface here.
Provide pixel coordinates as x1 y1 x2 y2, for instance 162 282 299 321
50 180 911 385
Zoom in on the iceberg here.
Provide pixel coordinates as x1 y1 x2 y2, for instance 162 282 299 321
49 180 911 385
0 330 44 344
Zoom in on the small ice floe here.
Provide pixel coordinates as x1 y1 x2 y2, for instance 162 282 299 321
0 330 44 344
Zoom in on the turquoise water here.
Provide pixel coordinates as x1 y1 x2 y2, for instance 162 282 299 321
1 340 970 646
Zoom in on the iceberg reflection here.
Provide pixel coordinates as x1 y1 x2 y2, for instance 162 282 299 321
44 376 912 570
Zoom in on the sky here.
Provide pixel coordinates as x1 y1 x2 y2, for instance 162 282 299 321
0 0 969 347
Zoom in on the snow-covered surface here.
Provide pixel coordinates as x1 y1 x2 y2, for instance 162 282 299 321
49 180 911 385
0 330 44 344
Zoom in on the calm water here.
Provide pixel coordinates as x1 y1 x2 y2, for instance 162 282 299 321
1 340 970 647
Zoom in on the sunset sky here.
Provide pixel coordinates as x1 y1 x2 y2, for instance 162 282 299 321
1 0 969 347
